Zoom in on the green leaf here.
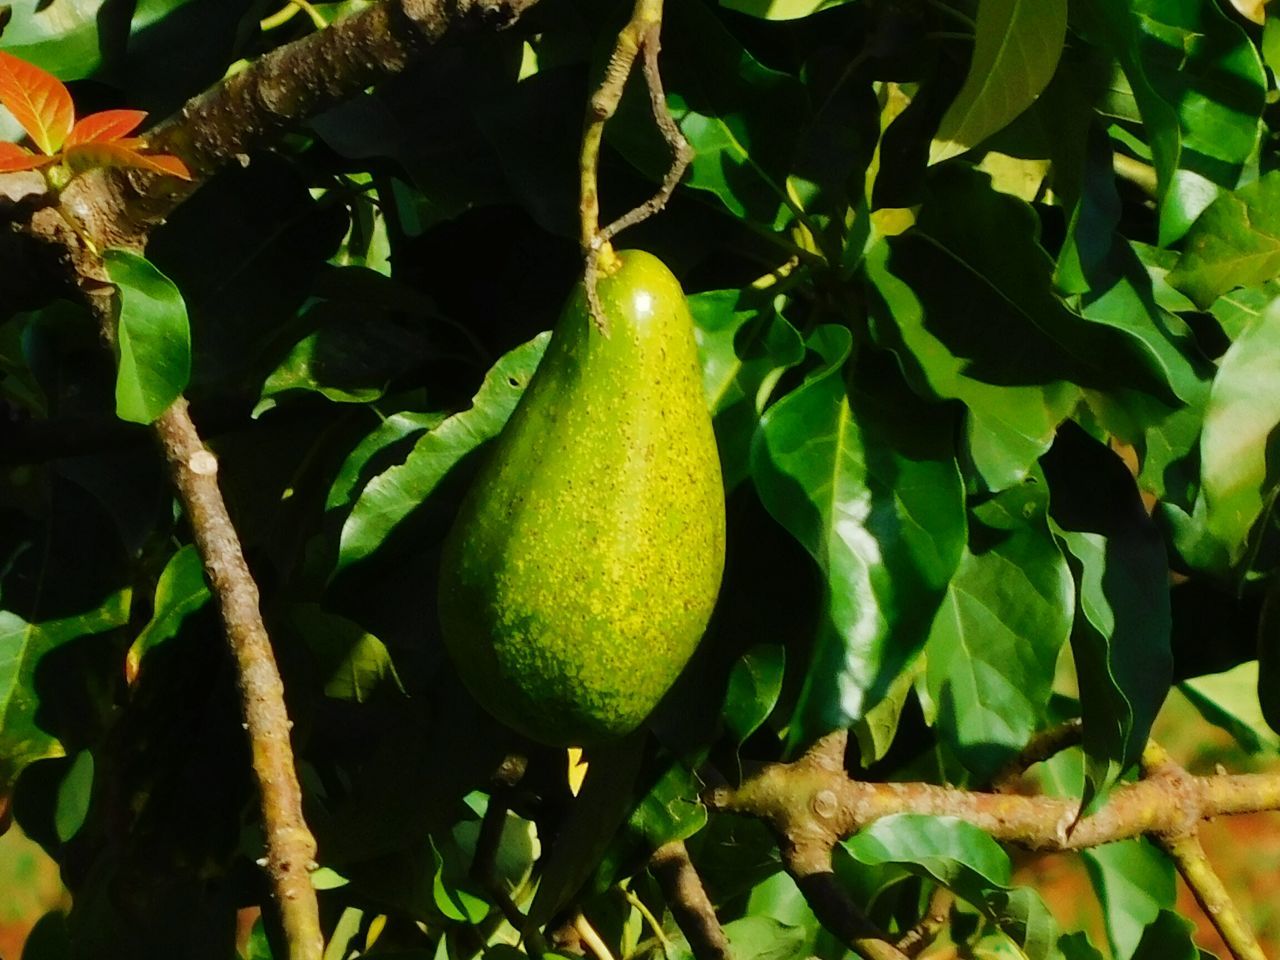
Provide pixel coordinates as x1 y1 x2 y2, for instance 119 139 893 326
325 411 446 513
691 289 804 490
718 0 856 20
125 545 210 682
925 476 1074 780
1081 840 1175 960
1044 427 1172 804
104 249 192 425
0 0 104 79
1169 173 1280 309
430 837 489 924
336 332 549 573
722 645 786 748
673 917 807 960
628 761 707 849
1180 662 1280 755
1129 910 1200 960
1209 280 1280 343
752 327 965 747
928 0 1068 164
288 604 402 702
1197 302 1280 563
53 749 93 844
0 589 130 792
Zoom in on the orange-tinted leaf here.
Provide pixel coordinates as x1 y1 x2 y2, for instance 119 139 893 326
66 109 147 147
62 142 193 180
0 141 55 172
0 51 74 155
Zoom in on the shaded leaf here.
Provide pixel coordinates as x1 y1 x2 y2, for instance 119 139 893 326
752 326 965 747
929 0 1068 164
103 249 191 425
53 749 92 843
1129 910 1200 960
0 589 130 792
336 332 549 572
288 603 402 703
1043 427 1172 805
692 289 804 490
0 49 72 154
723 645 785 748
124 544 210 683
718 0 856 20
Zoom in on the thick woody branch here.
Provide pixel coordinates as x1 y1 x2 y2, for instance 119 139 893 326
649 841 732 960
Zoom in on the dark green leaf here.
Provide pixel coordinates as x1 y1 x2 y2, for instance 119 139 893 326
103 249 191 425
1044 427 1172 804
924 476 1074 780
288 603 403 702
929 0 1068 164
336 332 549 573
722 645 786 748
752 327 964 747
0 589 130 792
53 749 92 844
1130 910 1200 960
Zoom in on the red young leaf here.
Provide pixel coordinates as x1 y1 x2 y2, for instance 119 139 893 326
66 109 147 147
0 51 74 155
0 141 55 173
62 142 193 180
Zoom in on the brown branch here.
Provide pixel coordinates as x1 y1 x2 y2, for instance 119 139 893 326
991 719 1083 793
649 841 732 960
1 3 544 959
784 840 908 960
894 887 953 958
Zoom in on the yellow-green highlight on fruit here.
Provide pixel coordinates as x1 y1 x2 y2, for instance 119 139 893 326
437 250 726 747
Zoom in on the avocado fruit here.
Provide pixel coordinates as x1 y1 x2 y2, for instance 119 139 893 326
437 250 726 746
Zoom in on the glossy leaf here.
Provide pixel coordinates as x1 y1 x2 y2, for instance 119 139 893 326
1197 302 1280 563
0 0 105 80
1170 173 1280 309
336 332 549 572
692 289 804 490
1082 840 1175 960
752 326 965 747
1044 427 1173 804
0 590 130 792
925 477 1074 780
325 411 446 513
104 249 192 424
64 109 147 147
124 545 210 684
0 50 73 154
929 0 1068 165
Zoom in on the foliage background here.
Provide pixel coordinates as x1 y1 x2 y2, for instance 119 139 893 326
5 0 1280 958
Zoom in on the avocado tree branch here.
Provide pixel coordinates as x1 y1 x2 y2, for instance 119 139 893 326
649 841 732 960
707 731 1280 959
2 3 542 959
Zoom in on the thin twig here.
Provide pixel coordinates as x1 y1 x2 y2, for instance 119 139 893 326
575 912 619 960
649 841 730 960
622 885 673 960
1159 832 1267 960
991 719 1083 793
894 887 953 958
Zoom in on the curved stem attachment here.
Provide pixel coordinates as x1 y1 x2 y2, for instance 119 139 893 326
578 0 691 335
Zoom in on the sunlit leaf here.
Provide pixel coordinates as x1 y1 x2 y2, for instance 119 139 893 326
103 249 192 424
336 332 549 573
0 140 54 172
1082 840 1175 960
718 0 856 19
929 0 1068 164
63 141 192 179
125 544 210 684
0 49 73 154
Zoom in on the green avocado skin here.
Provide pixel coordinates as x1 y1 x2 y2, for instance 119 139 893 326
437 251 726 747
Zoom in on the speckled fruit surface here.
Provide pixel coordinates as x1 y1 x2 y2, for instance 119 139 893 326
437 250 726 746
